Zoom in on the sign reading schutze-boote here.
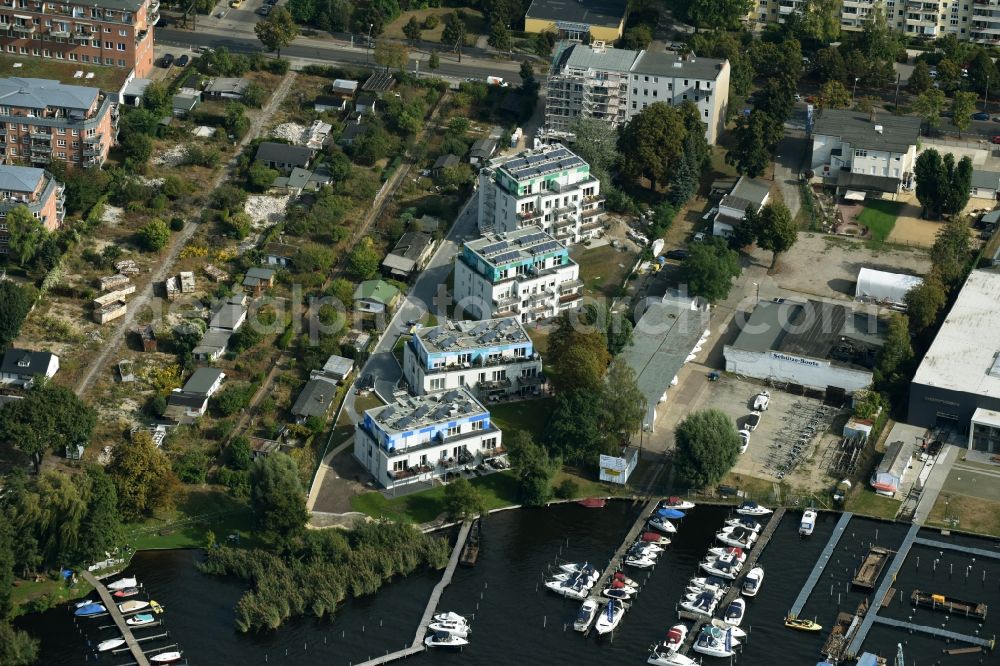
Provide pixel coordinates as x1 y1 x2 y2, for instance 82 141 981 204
769 352 824 368
599 450 638 485
599 454 627 472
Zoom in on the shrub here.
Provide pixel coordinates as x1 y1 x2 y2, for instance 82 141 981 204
554 478 580 500
138 219 170 252
423 15 439 29
169 217 185 231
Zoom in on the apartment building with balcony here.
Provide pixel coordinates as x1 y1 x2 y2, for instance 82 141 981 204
353 387 505 490
403 317 545 400
971 0 1000 44
477 143 604 244
751 0 969 38
0 0 156 78
453 226 583 323
0 76 117 168
544 43 730 145
0 163 64 254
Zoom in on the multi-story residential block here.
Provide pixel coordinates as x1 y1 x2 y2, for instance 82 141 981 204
453 226 583 323
0 77 118 168
751 0 971 39
403 317 545 399
810 109 921 195
353 387 505 489
545 43 731 145
0 0 156 77
477 143 604 243
0 163 64 254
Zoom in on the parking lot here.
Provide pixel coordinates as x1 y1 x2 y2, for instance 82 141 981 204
696 373 846 493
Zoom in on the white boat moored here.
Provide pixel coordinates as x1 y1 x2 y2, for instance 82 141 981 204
800 508 817 536
742 567 764 597
573 599 599 632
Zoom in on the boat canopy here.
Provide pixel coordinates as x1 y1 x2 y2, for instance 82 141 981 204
656 508 685 519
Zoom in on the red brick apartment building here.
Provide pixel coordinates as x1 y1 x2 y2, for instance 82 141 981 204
0 77 118 168
0 163 65 255
0 0 156 78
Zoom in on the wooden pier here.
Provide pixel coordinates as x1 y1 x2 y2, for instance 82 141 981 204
80 571 150 666
852 546 891 589
914 537 1000 560
911 590 987 620
459 518 480 567
678 508 786 651
788 512 853 617
871 615 995 650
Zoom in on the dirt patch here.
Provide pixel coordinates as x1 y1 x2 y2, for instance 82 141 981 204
927 493 1000 536
244 195 290 227
270 122 307 144
887 193 941 248
152 144 187 168
102 204 124 227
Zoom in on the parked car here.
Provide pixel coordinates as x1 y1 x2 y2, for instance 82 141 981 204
693 232 706 242
665 249 689 261
160 53 174 68
176 54 189 67
738 430 751 454
973 112 990 121
992 135 1000 145
752 391 770 411
256 5 271 15
745 412 761 431
229 0 242 7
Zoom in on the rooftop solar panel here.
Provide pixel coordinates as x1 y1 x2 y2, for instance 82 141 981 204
492 250 522 265
481 241 508 256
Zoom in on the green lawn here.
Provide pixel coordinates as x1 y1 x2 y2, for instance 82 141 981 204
571 244 636 299
350 471 520 523
124 487 255 551
844 488 901 520
0 53 129 90
488 398 554 439
858 200 903 243
354 392 386 414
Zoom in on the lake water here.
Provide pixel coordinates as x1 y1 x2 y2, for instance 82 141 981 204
17 502 1000 665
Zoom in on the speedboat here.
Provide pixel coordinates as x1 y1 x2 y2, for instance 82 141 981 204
664 623 688 651
113 588 140 598
74 603 106 617
97 638 125 652
628 544 660 560
106 577 137 591
613 572 638 587
558 562 596 576
428 620 470 638
648 646 699 666
118 600 149 613
573 599 599 632
693 626 739 658
424 631 469 648
149 600 163 614
716 527 757 549
742 567 764 597
550 569 599 584
578 497 607 508
662 496 696 510
679 590 719 616
723 598 746 627
725 517 762 532
736 501 772 516
638 542 665 554
544 578 589 600
625 553 657 568
603 587 635 600
657 507 686 520
689 576 728 592
700 555 742 580
785 616 822 631
708 546 746 562
593 599 627 635
149 653 182 664
433 612 466 625
711 618 747 638
74 598 96 608
641 531 671 546
648 515 677 534
800 508 817 536
126 613 155 627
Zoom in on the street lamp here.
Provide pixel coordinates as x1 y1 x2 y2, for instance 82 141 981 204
366 23 373 64
753 282 760 304
771 154 781 181
851 77 860 105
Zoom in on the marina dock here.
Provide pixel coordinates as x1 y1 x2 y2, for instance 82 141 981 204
911 590 987 620
871 615 995 650
678 507 786 650
851 546 891 589
914 537 1000 560
846 523 920 658
80 571 150 666
788 512 853 617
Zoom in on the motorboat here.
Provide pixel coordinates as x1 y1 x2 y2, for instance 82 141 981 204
428 620 470 638
544 578 589 600
118 600 149 613
126 613 156 627
664 623 688 651
752 390 770 411
648 515 677 534
708 546 746 562
603 587 635 600
800 508 817 536
550 569 599 584
784 616 822 631
149 600 163 614
628 544 660 560
736 501 772 516
558 562 596 576
724 598 746 627
641 531 671 546
424 631 469 648
97 638 125 652
625 553 657 568
149 653 182 664
711 618 747 638
113 587 140 598
689 576 728 592
433 612 467 625
662 496 696 510
74 603 106 617
716 528 757 549
106 577 137 591
578 497 607 508
725 517 762 532
638 542 665 554
648 646 699 666
74 598 96 608
613 572 638 587
700 556 741 580
742 567 764 597
679 590 719 616
657 507 686 520
573 599 599 632
593 599 627 635
693 626 739 658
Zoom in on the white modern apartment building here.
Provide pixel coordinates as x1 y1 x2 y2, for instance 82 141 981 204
545 43 730 145
477 143 604 243
751 0 976 40
403 317 545 399
453 226 583 323
353 387 505 489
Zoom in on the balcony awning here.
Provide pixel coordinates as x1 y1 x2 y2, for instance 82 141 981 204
844 190 867 201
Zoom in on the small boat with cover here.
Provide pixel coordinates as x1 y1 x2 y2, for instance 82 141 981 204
574 599 599 632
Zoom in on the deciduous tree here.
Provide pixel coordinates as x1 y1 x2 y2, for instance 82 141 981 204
77 466 124 563
442 478 487 520
374 38 407 69
139 218 170 252
255 7 297 57
874 314 913 393
250 452 309 549
506 430 560 506
680 237 741 303
967 48 998 96
4 205 46 266
603 358 646 445
347 237 381 280
756 202 798 268
904 275 947 334
818 80 851 109
618 103 687 190
674 409 740 488
726 110 774 178
908 60 933 94
951 91 978 138
0 381 96 473
931 217 973 287
108 431 178 521
687 0 754 30
0 281 33 350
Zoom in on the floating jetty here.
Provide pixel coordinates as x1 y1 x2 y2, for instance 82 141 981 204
788 512 853 618
80 571 150 666
459 518 480 567
852 546 891 589
822 600 868 662
871 615 995 650
911 590 987 620
914 537 1000 560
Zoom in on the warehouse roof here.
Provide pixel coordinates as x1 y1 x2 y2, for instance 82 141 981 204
912 269 1000 397
525 0 627 28
812 110 921 155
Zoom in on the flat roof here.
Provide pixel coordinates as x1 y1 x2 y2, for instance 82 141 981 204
416 317 529 354
729 299 883 370
630 50 728 81
525 0 627 28
912 269 1000 398
972 407 1000 427
0 77 99 111
366 387 488 435
494 143 586 182
558 43 638 73
621 298 710 427
466 225 569 268
0 165 45 193
183 368 224 396
812 109 921 155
